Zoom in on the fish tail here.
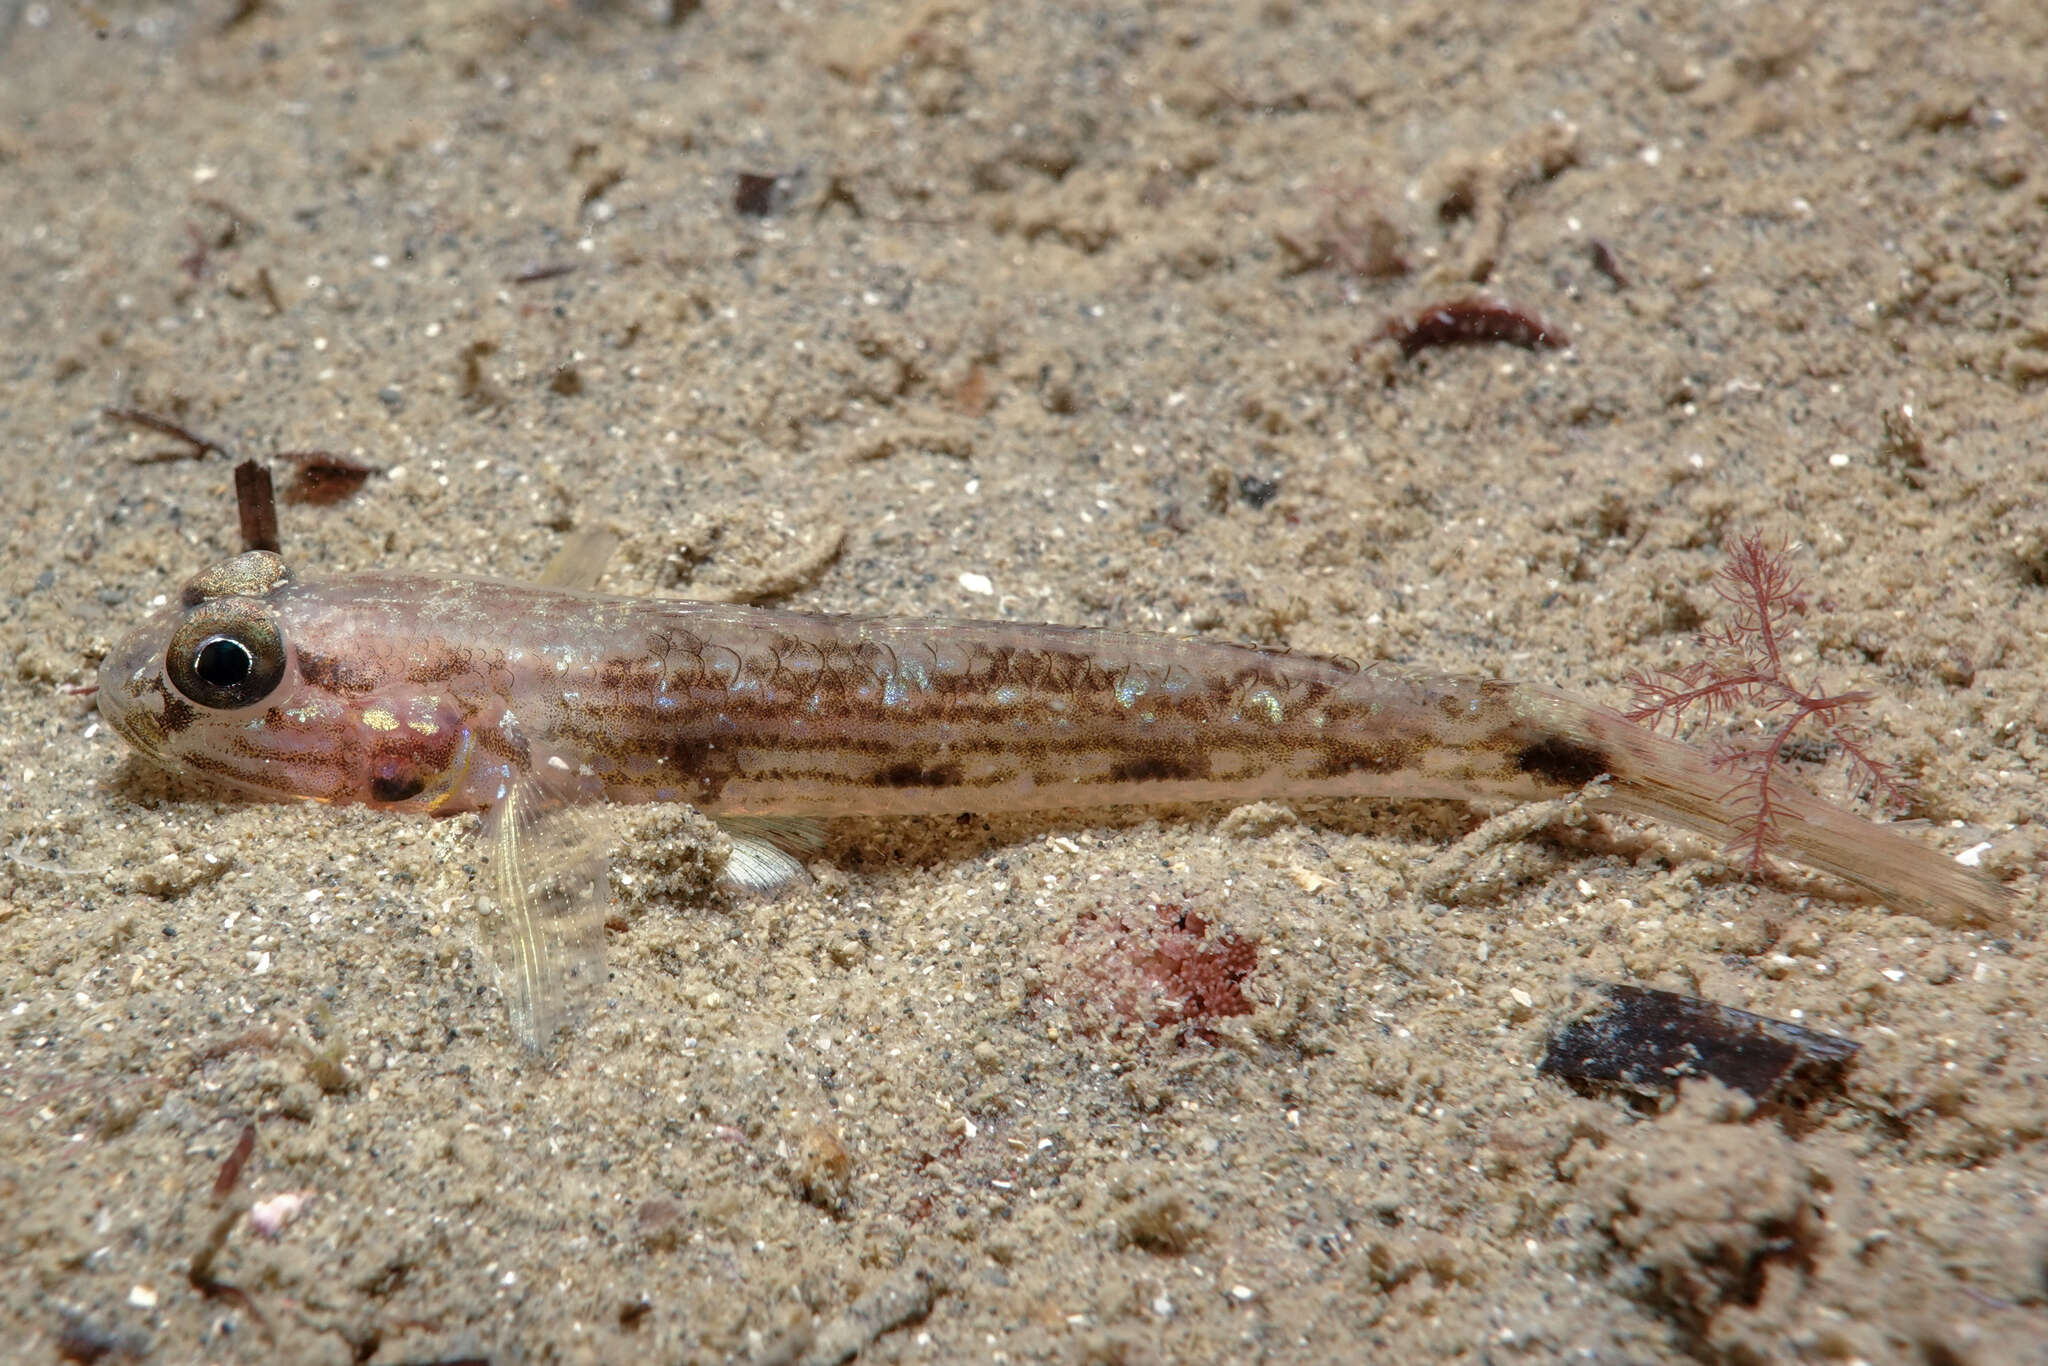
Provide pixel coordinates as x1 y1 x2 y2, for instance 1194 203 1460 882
1513 686 2012 929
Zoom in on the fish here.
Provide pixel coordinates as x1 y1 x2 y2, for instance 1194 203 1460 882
96 546 2012 1046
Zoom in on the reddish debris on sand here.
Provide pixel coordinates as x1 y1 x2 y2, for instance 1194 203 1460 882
276 450 381 506
1376 295 1569 358
1061 903 1259 1036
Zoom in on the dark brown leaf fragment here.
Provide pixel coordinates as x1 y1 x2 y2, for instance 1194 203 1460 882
1588 239 1629 289
277 449 379 506
1540 982 1858 1105
734 170 786 216
55 1311 142 1364
255 266 284 314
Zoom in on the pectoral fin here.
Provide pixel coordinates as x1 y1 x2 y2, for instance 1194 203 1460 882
477 771 614 1049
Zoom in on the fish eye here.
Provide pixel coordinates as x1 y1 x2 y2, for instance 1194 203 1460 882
195 636 254 686
166 607 287 711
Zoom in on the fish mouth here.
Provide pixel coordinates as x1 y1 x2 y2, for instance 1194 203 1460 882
97 622 174 762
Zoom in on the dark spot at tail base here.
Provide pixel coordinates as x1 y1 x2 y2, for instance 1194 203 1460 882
1516 735 1610 787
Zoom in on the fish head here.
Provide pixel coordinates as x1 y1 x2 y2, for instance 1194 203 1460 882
98 551 414 805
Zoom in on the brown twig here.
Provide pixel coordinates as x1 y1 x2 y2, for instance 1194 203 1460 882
102 407 228 462
234 459 280 553
212 1123 257 1202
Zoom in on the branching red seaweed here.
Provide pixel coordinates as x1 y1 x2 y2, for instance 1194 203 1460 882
1626 533 1908 876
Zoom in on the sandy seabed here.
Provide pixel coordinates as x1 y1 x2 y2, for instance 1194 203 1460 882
3 2 2046 1362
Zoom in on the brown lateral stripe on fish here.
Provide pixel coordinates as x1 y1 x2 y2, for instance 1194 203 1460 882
97 550 2014 1046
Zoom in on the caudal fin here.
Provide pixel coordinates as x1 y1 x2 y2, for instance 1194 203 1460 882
1516 687 2013 929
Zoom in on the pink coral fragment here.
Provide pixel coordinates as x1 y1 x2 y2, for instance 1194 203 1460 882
248 1190 315 1239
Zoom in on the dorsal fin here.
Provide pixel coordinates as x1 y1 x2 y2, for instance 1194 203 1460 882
535 528 622 591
